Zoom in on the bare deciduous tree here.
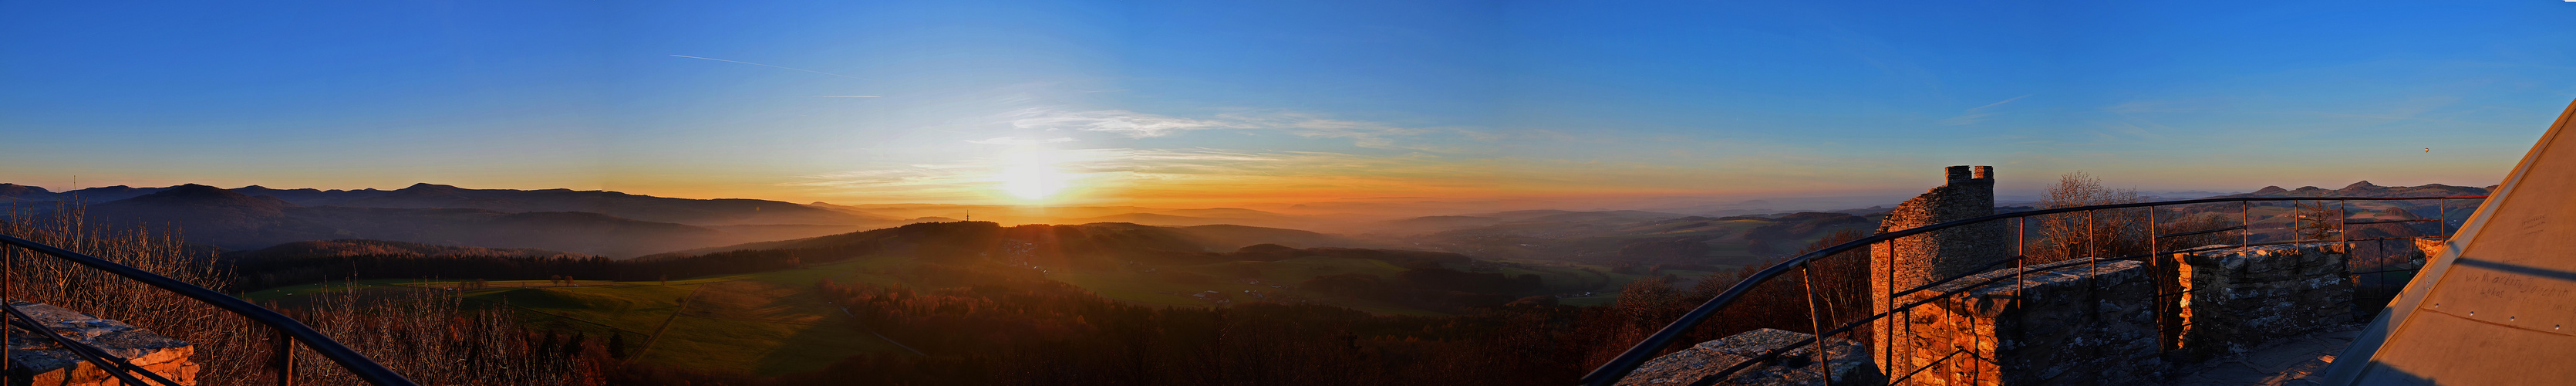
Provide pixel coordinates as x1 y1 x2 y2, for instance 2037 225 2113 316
4 203 602 385
2030 171 2234 263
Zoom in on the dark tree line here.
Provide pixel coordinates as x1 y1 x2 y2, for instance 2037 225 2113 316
230 241 892 291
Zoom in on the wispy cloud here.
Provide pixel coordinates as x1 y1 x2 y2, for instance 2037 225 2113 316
1006 108 1461 151
1938 95 2028 126
966 137 1077 145
782 147 1480 202
783 134 1935 204
1219 112 1437 150
1006 109 1244 137
669 54 869 80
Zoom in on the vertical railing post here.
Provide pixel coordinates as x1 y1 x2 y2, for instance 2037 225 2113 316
2438 198 2449 236
2148 205 2168 350
2085 210 2097 262
2087 210 2100 279
2147 205 2160 257
2292 200 2304 245
1800 264 1833 384
1876 239 1891 379
2339 200 2350 249
2241 201 2252 246
276 327 296 386
2015 215 2027 307
4 244 11 372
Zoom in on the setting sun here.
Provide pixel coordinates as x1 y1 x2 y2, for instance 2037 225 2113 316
994 150 1075 201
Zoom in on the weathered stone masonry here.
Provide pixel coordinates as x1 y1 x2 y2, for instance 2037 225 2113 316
1623 168 2375 385
5 302 197 386
1872 166 2007 374
1897 260 2163 385
2176 244 2354 361
1617 328 1883 386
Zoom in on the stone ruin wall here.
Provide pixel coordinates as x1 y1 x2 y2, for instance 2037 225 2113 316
1870 165 2008 375
1863 245 2360 384
2176 244 2355 361
1897 260 2163 385
1623 168 2381 385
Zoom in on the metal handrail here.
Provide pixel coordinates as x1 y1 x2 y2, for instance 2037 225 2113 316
0 234 419 386
1576 195 2483 386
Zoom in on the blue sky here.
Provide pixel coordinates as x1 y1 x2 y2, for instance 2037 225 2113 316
4 1 2572 206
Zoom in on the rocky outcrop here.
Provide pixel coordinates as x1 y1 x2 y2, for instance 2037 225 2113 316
1618 328 1881 385
5 302 197 385
2176 244 2355 361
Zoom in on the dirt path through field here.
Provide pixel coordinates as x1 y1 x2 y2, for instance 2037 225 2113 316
632 283 709 359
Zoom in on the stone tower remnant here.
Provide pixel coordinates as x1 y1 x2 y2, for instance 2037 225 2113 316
1870 165 2007 375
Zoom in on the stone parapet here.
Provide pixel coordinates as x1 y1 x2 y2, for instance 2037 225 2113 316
5 302 197 386
1890 259 2163 385
2176 244 2353 360
1618 328 1883 386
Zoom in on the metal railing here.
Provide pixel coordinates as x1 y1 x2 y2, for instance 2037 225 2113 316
0 234 418 386
1576 195 2483 386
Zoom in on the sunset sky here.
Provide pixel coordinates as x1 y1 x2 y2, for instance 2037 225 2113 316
5 1 2574 208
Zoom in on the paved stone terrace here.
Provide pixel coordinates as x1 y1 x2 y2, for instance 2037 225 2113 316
2168 323 2364 386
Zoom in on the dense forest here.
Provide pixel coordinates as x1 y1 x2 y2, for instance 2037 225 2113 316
582 230 1877 385
216 221 1876 385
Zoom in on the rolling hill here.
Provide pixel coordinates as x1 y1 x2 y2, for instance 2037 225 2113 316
7 182 897 227
1371 215 1502 234
652 222 1357 259
228 239 592 260
79 185 793 257
2213 181 2491 199
297 183 890 226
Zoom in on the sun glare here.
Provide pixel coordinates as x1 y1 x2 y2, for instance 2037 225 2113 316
994 150 1074 201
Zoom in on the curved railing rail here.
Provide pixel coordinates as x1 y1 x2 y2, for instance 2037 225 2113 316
1576 195 2484 386
0 234 419 386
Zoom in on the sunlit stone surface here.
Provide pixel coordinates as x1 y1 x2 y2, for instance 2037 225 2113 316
5 302 197 386
1619 328 1883 386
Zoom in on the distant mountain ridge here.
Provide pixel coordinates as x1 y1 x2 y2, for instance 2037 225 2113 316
284 182 885 226
654 221 1363 259
75 184 797 257
228 239 592 261
2212 181 2493 198
5 181 893 227
0 184 172 203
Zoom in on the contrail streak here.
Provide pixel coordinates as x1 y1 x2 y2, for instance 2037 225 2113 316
669 54 868 80
814 95 882 97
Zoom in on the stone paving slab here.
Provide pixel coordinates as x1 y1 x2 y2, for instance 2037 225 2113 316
2167 323 2362 386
